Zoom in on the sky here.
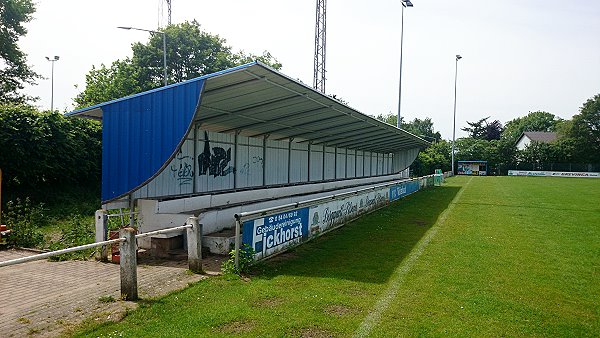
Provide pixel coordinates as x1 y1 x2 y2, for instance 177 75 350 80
20 0 600 139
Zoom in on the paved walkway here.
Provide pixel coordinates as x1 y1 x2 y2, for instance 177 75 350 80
0 249 223 337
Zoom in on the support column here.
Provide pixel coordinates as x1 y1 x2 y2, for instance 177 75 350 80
186 217 203 273
119 227 138 301
94 209 108 261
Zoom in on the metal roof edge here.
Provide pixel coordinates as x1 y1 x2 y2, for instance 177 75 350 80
66 61 259 117
251 61 430 147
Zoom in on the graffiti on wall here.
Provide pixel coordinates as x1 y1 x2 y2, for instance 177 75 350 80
170 150 194 186
239 156 264 175
198 131 235 177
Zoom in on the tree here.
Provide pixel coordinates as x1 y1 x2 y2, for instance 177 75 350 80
462 116 503 140
375 113 441 141
563 93 600 163
410 140 451 176
502 111 561 142
0 0 39 104
75 20 282 108
0 104 101 190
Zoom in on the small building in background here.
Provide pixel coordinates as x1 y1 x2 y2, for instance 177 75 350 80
515 132 558 150
457 161 487 176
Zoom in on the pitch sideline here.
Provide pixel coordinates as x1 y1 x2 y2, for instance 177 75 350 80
353 176 473 337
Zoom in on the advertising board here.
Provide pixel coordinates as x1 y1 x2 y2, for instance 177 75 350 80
508 170 600 178
240 176 438 261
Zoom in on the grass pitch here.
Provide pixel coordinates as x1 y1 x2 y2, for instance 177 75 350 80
73 176 600 337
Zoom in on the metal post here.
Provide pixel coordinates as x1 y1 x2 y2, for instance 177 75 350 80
0 168 2 226
129 194 135 228
95 209 108 261
162 32 167 86
452 55 462 174
397 4 405 128
234 219 241 270
186 217 203 273
119 227 138 301
50 60 55 111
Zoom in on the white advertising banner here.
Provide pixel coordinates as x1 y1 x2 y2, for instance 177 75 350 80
508 170 600 178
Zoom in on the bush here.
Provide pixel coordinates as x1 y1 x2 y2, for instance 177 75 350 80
222 244 256 275
48 215 95 261
3 198 46 248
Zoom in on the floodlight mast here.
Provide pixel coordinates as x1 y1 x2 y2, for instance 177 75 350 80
45 55 60 112
451 54 462 174
313 0 327 93
397 0 413 128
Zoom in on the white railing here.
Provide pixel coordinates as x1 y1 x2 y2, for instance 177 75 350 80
0 217 202 301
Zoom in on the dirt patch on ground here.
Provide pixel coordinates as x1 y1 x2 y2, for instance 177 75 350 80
218 319 255 334
292 326 335 338
324 304 354 316
257 297 285 308
415 219 428 226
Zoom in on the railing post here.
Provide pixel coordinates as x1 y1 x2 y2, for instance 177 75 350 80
234 218 241 270
119 227 138 301
186 217 203 273
95 209 108 261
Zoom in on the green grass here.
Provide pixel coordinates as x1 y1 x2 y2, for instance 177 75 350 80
72 177 600 337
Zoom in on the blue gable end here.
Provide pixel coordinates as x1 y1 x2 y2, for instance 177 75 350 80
101 80 204 202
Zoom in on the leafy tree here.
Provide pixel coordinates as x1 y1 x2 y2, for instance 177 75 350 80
502 111 561 142
462 116 503 140
410 140 451 176
375 113 441 141
563 94 600 163
0 0 39 104
0 104 101 190
74 58 144 109
75 20 282 108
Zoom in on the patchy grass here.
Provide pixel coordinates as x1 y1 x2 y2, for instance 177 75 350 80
71 177 600 337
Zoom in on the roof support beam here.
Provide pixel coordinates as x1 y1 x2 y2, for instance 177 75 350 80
279 120 364 141
221 106 331 134
198 96 295 123
334 134 419 150
309 128 391 146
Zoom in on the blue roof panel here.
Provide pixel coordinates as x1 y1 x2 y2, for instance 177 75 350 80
100 79 204 202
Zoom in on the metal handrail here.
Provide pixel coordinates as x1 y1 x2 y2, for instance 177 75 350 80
234 175 434 222
0 237 126 268
135 224 192 239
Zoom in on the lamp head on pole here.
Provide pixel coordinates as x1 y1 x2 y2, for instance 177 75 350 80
402 0 414 7
456 55 462 61
117 26 132 30
45 56 59 62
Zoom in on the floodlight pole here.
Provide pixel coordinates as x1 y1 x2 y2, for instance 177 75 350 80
397 0 413 128
118 26 167 86
45 56 59 112
452 54 462 174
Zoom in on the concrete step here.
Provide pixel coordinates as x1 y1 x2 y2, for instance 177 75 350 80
203 228 235 255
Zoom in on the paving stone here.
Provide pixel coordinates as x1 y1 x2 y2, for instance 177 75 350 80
0 249 223 337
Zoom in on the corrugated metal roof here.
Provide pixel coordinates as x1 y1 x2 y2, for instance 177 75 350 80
68 62 429 203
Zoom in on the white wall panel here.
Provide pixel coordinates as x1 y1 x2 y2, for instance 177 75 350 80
336 148 346 179
324 146 336 180
265 140 289 185
309 145 323 181
356 150 364 177
196 130 235 192
346 149 356 178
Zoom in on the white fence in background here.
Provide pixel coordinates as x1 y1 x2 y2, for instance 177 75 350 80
508 170 600 178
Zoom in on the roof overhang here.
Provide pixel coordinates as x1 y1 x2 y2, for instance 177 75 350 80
68 62 429 153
